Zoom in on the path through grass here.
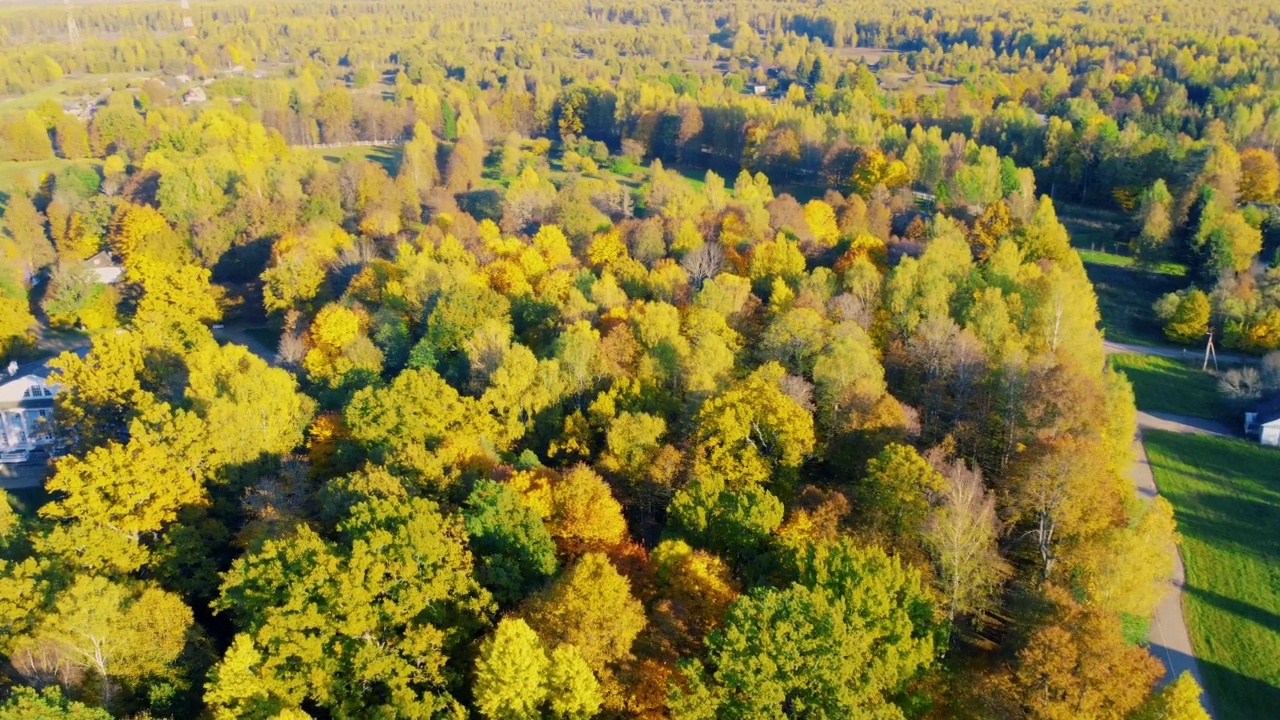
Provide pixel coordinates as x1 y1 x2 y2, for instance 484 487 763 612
1144 431 1280 720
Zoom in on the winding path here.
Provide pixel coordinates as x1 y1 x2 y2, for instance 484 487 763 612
1130 411 1222 718
1111 349 1225 716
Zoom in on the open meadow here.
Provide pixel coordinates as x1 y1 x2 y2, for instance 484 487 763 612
1145 431 1280 720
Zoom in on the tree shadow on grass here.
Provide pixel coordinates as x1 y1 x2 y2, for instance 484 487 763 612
1151 646 1280 720
1184 584 1280 637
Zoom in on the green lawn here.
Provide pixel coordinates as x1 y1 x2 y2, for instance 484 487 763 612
1085 261 1188 347
1111 353 1224 419
1078 249 1187 277
299 144 403 176
1144 431 1280 720
1058 201 1128 252
0 74 138 112
0 158 103 196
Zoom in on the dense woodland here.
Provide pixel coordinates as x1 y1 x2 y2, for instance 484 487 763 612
0 0 1250 718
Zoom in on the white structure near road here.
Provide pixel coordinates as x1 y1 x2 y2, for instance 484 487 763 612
1244 406 1280 446
0 358 62 463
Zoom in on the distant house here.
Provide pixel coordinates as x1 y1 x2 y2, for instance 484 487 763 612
1244 400 1280 447
751 84 768 95
0 359 61 463
183 86 208 104
85 251 123 284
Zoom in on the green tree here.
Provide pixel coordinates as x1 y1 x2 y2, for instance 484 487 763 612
668 474 784 560
1154 289 1211 344
861 443 945 539
670 541 937 719
1132 180 1174 266
2 191 55 277
463 480 558 606
0 686 111 720
211 497 491 716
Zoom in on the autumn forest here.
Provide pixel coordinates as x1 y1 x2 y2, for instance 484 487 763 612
1 0 1275 718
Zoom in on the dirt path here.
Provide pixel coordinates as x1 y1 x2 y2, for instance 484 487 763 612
1130 412 1220 717
1107 338 1223 715
1137 410 1234 438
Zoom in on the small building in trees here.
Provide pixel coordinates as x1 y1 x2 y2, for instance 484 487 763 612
0 357 63 463
85 251 123 284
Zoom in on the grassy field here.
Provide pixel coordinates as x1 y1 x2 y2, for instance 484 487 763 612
1144 431 1280 720
0 158 103 196
1058 201 1127 252
1111 353 1225 419
1055 203 1189 346
1078 249 1187 277
298 144 403 176
1084 260 1188 346
0 74 138 113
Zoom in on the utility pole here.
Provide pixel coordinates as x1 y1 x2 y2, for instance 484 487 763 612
65 0 80 46
1203 329 1219 372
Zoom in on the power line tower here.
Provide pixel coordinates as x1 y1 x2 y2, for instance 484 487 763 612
65 0 80 46
180 0 195 36
1203 329 1219 372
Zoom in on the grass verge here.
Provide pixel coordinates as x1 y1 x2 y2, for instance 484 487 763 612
1144 430 1280 720
1111 353 1224 420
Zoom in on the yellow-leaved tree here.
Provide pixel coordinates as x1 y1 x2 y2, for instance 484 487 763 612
14 576 192 710
185 344 315 467
803 199 840 248
41 404 214 544
692 362 815 487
